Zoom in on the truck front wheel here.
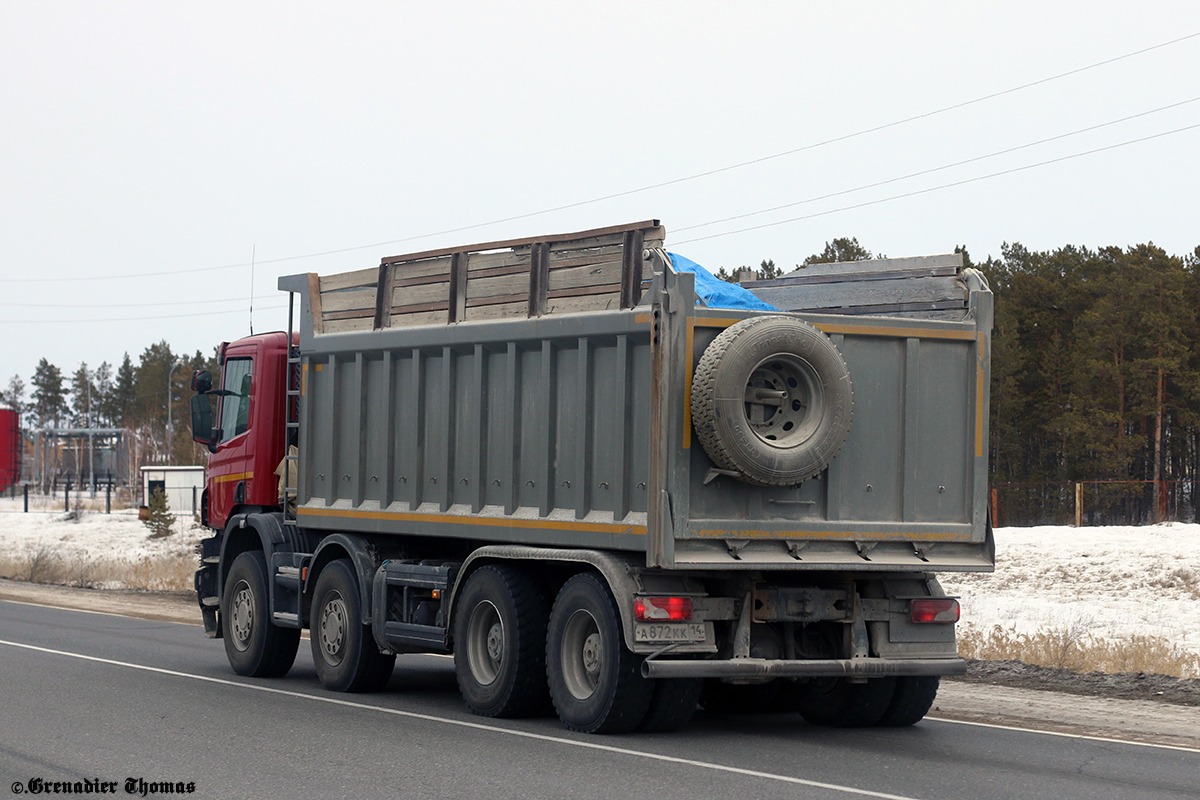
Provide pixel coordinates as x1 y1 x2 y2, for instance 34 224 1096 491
310 558 395 692
546 573 653 734
222 550 300 677
453 565 549 717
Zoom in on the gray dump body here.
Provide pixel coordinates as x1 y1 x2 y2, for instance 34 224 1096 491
279 220 993 575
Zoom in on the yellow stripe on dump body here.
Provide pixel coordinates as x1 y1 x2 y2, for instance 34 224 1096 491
297 506 647 536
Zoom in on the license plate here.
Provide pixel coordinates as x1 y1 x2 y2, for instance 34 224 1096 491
634 623 707 643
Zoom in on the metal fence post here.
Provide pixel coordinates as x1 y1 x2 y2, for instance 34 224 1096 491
65 480 71 512
106 483 111 514
24 484 28 513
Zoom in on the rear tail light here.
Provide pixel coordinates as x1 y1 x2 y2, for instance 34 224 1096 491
910 598 959 623
634 596 693 621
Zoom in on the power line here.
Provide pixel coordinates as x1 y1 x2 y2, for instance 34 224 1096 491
0 303 288 325
0 296 262 309
675 96 1200 234
3 30 1196 285
671 122 1200 246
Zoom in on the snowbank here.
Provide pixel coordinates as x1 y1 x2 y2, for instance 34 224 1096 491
0 498 204 568
940 523 1200 657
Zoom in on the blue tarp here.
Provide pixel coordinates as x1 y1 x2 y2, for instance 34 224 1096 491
668 252 779 312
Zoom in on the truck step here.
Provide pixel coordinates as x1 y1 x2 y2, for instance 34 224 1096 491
273 611 300 626
382 621 445 649
275 566 301 588
201 596 219 607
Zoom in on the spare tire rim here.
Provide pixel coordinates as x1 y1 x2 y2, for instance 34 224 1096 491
743 354 824 448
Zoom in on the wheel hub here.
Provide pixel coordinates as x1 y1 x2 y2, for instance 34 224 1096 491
318 592 348 666
486 622 504 663
582 633 601 677
561 609 602 700
466 600 503 685
230 583 254 652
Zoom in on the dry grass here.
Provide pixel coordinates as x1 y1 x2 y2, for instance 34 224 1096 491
1148 566 1200 600
959 623 1200 679
0 545 195 592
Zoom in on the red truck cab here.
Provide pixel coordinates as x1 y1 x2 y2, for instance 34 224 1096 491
192 332 290 530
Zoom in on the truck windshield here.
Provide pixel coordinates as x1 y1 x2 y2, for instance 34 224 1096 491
220 357 253 442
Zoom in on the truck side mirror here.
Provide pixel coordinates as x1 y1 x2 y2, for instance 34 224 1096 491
192 369 213 394
191 394 219 453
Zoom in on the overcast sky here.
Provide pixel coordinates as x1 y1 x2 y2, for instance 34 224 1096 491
2 1 1198 394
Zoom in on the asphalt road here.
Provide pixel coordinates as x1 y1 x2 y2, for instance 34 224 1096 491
1 600 1197 800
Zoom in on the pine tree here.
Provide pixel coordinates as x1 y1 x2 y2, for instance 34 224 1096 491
802 237 874 266
143 487 175 538
110 353 136 427
30 358 68 428
0 374 25 413
70 363 96 428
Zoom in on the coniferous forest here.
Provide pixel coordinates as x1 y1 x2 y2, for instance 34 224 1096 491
979 241 1200 525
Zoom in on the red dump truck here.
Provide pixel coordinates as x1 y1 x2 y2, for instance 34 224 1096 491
191 220 993 733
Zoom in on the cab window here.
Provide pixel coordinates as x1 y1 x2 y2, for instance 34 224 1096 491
220 358 253 442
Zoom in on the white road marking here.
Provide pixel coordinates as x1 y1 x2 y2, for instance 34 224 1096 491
0 638 922 800
924 716 1200 754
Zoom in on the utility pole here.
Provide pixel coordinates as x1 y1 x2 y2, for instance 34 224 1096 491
85 365 94 496
166 360 183 465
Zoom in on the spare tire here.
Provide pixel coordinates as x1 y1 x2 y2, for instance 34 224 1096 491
691 316 852 486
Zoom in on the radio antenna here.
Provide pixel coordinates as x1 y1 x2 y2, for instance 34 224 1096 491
249 244 256 335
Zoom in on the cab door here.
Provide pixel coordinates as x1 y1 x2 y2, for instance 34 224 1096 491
206 348 255 530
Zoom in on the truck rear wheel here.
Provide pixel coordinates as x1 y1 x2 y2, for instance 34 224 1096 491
310 558 395 692
638 677 702 732
692 316 853 485
453 564 550 717
876 676 939 726
793 676 897 727
222 550 300 677
546 573 653 734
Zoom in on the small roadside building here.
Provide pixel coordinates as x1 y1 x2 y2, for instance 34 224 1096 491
140 465 205 516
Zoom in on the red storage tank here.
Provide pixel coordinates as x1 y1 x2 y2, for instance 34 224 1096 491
0 407 18 492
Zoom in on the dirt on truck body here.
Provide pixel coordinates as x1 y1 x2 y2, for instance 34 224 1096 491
189 219 994 733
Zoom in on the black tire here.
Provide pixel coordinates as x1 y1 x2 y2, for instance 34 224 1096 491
222 550 300 678
691 316 853 486
546 573 653 734
638 678 702 732
453 565 550 718
876 676 940 726
310 559 395 693
699 678 782 714
793 677 897 727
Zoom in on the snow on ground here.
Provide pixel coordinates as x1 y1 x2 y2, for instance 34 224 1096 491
939 523 1200 657
0 497 205 573
1 495 1197 655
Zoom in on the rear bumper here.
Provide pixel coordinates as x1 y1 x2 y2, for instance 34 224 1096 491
641 656 966 680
